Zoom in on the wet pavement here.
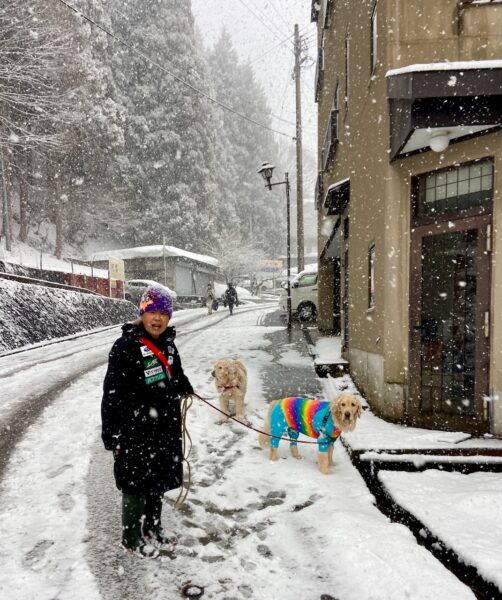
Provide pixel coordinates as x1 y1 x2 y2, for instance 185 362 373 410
259 311 322 402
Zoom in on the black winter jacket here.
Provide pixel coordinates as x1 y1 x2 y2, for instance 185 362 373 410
101 322 193 495
224 287 238 306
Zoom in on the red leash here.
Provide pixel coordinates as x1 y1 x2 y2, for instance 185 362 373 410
136 338 320 445
191 392 319 444
139 337 173 379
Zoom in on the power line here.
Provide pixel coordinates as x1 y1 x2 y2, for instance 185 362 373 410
266 0 293 31
247 31 295 66
235 0 287 43
55 0 295 140
246 0 289 39
245 24 313 68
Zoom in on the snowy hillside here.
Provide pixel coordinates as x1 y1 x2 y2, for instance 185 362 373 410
0 279 137 353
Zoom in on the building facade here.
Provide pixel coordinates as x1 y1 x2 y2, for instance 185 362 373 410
90 245 219 298
312 0 502 435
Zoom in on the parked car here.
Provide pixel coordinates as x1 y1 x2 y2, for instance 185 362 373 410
279 267 318 321
124 279 177 305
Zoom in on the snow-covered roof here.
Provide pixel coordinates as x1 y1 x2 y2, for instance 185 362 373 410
387 60 502 77
325 177 350 193
90 245 219 267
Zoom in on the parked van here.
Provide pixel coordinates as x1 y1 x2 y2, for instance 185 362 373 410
279 266 318 321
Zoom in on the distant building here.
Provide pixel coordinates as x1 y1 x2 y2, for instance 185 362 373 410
312 0 502 435
90 245 219 297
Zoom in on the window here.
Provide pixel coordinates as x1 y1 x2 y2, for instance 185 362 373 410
321 84 340 170
333 83 340 140
297 273 317 288
414 159 493 218
323 0 334 28
344 33 350 105
315 171 324 208
315 44 325 103
370 1 378 73
368 243 375 309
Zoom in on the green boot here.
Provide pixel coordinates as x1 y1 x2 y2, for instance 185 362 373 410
143 494 178 548
121 494 159 558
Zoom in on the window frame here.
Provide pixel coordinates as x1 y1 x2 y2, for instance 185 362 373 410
370 1 378 74
368 242 376 310
344 33 350 106
411 158 494 227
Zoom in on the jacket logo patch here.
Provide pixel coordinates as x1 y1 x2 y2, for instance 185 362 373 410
140 345 154 357
145 367 167 385
145 372 167 385
145 365 163 378
144 356 160 370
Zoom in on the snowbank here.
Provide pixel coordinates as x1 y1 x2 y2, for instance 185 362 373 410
0 279 137 353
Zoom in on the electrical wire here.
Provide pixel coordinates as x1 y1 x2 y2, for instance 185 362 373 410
55 0 295 140
246 31 296 66
247 0 291 38
265 0 294 31
236 0 288 42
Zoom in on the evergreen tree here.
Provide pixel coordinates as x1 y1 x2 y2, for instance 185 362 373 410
109 0 219 250
207 31 285 258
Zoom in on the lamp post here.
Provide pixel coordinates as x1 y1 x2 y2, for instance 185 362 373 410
257 162 292 330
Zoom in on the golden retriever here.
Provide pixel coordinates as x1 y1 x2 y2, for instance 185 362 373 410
258 394 362 474
211 359 247 423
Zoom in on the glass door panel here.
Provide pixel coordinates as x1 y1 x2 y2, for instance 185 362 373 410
420 230 477 416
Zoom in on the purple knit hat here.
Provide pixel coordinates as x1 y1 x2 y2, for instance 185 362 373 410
139 285 173 317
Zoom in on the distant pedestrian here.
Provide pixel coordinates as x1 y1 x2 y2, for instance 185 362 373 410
224 282 238 315
101 285 193 559
206 282 216 315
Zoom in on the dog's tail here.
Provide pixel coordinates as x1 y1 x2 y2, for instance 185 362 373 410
258 400 279 449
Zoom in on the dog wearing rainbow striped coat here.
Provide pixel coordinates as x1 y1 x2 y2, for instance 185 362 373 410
258 395 362 474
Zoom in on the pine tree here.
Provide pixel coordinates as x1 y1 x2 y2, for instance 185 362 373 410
109 0 219 250
207 31 285 258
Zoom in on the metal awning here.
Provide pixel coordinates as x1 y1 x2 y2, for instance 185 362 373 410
323 178 350 215
387 62 502 160
320 218 341 260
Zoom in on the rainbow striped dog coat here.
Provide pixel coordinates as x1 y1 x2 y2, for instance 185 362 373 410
269 396 341 451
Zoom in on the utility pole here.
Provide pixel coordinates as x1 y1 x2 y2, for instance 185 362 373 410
1 149 12 252
294 23 304 272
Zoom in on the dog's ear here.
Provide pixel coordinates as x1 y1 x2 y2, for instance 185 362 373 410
329 398 341 417
355 397 362 419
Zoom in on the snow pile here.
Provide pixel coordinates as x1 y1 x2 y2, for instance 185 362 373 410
1 238 108 278
0 279 137 353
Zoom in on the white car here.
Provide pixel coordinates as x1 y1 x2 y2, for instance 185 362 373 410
124 279 177 304
279 268 318 321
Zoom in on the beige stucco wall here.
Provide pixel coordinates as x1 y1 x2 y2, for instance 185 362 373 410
315 0 502 431
387 0 502 65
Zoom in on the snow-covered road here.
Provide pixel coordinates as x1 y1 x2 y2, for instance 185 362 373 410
0 307 481 599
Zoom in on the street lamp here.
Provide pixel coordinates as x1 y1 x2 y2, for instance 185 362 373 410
257 162 292 329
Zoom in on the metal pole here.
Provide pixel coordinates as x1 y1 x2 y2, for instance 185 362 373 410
294 24 305 272
1 149 11 252
285 172 292 330
162 234 167 286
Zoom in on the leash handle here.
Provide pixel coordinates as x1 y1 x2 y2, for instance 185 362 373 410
192 392 320 445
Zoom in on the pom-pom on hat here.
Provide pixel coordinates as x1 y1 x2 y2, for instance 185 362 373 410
139 285 173 317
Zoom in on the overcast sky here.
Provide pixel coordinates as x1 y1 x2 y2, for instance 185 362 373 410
191 0 318 168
